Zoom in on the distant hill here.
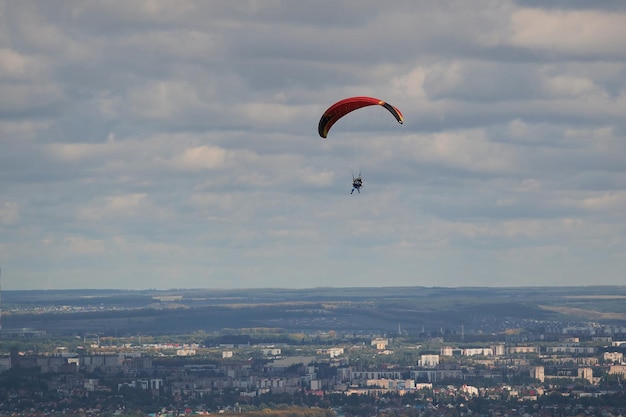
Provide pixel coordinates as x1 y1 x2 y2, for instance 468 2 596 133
2 286 626 336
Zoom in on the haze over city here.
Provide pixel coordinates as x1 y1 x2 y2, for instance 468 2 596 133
1 1 625 290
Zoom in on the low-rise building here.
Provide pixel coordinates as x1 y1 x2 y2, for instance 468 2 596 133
603 351 623 363
371 338 388 350
507 346 537 355
418 354 440 367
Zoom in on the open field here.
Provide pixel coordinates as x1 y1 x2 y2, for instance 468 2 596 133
2 286 626 337
538 305 626 321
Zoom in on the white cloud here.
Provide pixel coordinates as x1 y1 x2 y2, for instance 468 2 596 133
391 66 428 99
423 61 464 98
0 120 51 140
0 83 63 112
509 8 626 57
301 169 334 187
407 130 520 174
76 193 149 222
61 236 106 256
172 146 229 171
0 202 20 225
571 191 626 212
238 101 303 127
121 29 224 61
128 80 209 120
0 48 35 79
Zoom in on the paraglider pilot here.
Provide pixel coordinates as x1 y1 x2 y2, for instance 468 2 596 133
351 175 363 194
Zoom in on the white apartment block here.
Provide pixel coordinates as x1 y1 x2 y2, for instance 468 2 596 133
463 348 493 357
371 338 389 350
506 346 537 355
261 348 282 356
544 346 596 355
530 366 545 382
440 346 455 356
491 344 505 356
367 379 416 390
609 365 626 376
411 369 463 383
440 345 503 358
461 385 479 396
317 347 344 358
351 370 402 381
578 367 593 384
418 354 440 367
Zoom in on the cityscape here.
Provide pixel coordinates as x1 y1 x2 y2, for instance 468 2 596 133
1 287 626 416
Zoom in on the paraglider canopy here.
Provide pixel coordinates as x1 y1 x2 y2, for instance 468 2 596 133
318 96 404 138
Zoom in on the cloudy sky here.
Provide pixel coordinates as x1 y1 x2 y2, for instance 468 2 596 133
1 1 625 290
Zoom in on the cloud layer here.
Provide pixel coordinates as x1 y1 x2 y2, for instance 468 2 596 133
1 1 625 289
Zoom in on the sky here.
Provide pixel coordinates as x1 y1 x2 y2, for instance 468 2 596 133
1 1 626 290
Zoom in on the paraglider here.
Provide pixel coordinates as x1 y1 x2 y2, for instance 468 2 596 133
351 173 363 194
318 96 404 139
317 96 404 194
